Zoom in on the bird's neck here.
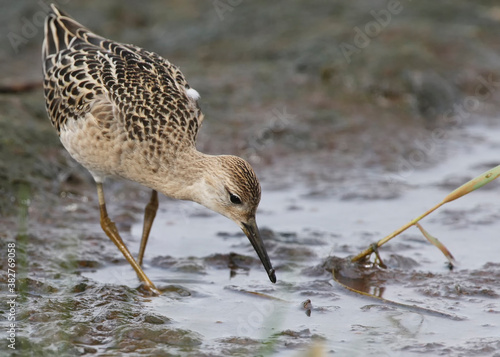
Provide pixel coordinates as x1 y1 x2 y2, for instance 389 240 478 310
153 148 217 202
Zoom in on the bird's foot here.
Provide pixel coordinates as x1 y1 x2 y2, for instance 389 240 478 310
137 282 162 296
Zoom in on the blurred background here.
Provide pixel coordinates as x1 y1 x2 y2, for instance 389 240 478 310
2 0 500 211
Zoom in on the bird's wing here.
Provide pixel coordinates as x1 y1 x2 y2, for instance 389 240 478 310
42 4 204 146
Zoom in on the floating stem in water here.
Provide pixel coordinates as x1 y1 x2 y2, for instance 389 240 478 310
351 165 500 263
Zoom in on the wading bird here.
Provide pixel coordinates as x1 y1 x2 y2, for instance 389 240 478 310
42 5 276 294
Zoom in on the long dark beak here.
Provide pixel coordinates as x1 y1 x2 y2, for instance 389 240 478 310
241 218 276 283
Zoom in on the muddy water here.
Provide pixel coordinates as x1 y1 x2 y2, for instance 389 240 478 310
3 2 500 355
78 121 500 356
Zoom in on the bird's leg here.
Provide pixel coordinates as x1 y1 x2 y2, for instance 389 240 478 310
138 189 159 266
96 182 160 295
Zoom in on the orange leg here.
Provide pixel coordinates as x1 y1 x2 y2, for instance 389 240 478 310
96 183 159 295
138 190 159 266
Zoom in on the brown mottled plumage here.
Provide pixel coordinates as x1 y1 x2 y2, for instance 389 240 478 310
42 5 275 293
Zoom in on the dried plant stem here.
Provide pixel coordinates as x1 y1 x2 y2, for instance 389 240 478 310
351 165 500 263
0 81 41 93
351 202 444 263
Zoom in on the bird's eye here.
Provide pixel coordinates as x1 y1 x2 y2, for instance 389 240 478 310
229 193 242 205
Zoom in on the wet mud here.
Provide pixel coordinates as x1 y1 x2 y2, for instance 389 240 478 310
2 1 500 356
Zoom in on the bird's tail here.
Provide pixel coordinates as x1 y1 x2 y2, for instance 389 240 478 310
42 4 101 74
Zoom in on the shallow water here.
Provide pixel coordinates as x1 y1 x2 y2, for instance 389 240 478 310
2 2 500 355
81 121 500 356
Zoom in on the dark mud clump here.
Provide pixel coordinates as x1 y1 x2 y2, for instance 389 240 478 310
320 255 500 303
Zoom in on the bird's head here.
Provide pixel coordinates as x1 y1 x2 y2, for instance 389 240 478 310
193 155 276 283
